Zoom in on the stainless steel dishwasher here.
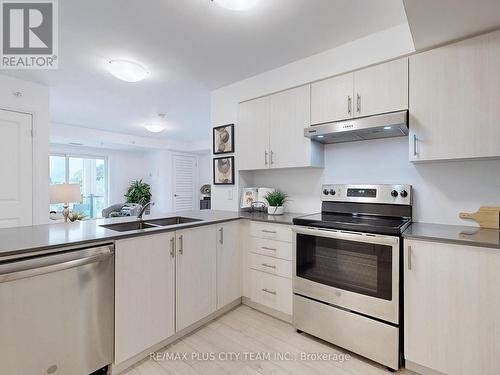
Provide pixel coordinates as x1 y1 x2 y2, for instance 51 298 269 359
0 243 114 375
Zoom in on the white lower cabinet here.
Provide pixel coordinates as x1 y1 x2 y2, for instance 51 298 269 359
216 221 241 308
114 232 176 364
176 225 217 331
249 269 292 315
404 239 500 375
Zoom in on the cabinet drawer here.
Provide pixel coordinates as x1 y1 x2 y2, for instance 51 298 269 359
249 237 293 260
249 222 292 242
249 269 292 315
249 253 292 279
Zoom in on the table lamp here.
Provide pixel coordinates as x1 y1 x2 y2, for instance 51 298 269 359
50 184 81 222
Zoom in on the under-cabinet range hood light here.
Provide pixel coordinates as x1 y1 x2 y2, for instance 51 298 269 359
305 110 409 144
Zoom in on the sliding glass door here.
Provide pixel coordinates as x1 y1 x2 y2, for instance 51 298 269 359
50 154 108 218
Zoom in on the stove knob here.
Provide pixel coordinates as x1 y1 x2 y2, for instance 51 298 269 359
400 190 408 198
329 189 336 196
323 189 329 195
391 190 399 198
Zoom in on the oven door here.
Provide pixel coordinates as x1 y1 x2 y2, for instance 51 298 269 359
292 226 399 324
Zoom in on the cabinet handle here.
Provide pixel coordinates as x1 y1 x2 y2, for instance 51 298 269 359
261 246 277 251
170 237 175 258
262 288 277 295
261 229 277 234
270 150 274 165
265 150 268 166
219 227 224 245
413 134 418 157
178 235 183 254
408 246 412 270
356 94 361 114
347 96 352 115
261 263 276 269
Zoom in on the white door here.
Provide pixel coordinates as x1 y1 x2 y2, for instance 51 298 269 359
115 233 176 364
353 57 408 118
173 154 197 212
311 72 354 125
237 96 270 170
216 221 241 308
0 109 33 228
176 225 217 331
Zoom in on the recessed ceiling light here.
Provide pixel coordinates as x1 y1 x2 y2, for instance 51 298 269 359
317 135 325 138
144 123 165 133
107 59 149 82
212 0 259 11
383 126 392 130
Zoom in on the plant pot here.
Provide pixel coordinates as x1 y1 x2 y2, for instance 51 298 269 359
267 206 284 215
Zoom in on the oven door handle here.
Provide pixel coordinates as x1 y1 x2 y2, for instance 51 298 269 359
291 225 399 246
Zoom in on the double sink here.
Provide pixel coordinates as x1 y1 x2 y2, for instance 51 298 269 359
101 216 201 233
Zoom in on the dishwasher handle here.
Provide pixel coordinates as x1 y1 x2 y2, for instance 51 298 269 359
0 246 114 283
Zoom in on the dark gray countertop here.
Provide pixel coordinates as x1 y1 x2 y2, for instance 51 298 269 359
0 210 308 258
403 222 500 249
238 211 306 225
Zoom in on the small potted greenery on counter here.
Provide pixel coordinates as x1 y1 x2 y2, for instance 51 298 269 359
264 190 288 216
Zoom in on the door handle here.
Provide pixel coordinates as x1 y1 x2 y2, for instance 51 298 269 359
170 237 175 258
219 227 224 245
262 288 277 295
347 95 352 115
356 94 361 114
261 229 277 234
270 150 274 165
261 263 276 269
407 246 412 270
413 134 418 157
265 151 268 166
261 246 277 251
178 235 183 254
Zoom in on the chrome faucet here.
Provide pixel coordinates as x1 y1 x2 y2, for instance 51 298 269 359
137 201 154 220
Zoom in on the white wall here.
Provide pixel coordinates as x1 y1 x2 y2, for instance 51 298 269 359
249 137 500 225
210 23 415 211
0 74 49 224
50 144 149 206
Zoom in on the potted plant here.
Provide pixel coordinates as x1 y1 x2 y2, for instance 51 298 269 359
124 179 152 211
264 190 288 216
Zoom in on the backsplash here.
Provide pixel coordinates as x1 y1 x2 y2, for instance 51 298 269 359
243 137 500 226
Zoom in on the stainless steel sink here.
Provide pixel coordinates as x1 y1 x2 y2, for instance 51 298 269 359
100 217 201 232
100 221 159 232
145 217 201 226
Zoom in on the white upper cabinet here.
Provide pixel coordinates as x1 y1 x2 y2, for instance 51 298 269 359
311 57 408 125
409 30 500 162
269 85 323 169
237 96 270 171
354 57 408 118
237 85 323 171
311 73 354 124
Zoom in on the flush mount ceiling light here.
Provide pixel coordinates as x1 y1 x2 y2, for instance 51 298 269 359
211 0 259 11
107 59 149 82
144 123 165 133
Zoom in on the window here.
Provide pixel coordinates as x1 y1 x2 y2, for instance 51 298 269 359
50 154 108 218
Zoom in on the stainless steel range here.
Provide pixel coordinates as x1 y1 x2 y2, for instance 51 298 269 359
292 184 412 371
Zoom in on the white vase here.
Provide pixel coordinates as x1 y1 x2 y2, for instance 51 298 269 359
267 206 284 215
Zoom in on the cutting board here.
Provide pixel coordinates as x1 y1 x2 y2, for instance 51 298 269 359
459 206 500 229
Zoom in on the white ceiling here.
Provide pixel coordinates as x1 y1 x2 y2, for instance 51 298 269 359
404 0 500 50
4 0 408 142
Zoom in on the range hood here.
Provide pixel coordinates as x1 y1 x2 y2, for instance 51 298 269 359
304 110 408 144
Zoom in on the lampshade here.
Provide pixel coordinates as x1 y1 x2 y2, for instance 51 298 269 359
50 184 81 204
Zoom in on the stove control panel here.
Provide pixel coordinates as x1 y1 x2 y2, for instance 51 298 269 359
321 184 412 205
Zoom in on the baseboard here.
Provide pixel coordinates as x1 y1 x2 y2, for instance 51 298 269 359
242 296 292 323
110 298 242 375
405 360 446 375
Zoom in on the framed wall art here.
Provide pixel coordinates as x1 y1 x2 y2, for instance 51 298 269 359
213 124 234 154
213 156 235 185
